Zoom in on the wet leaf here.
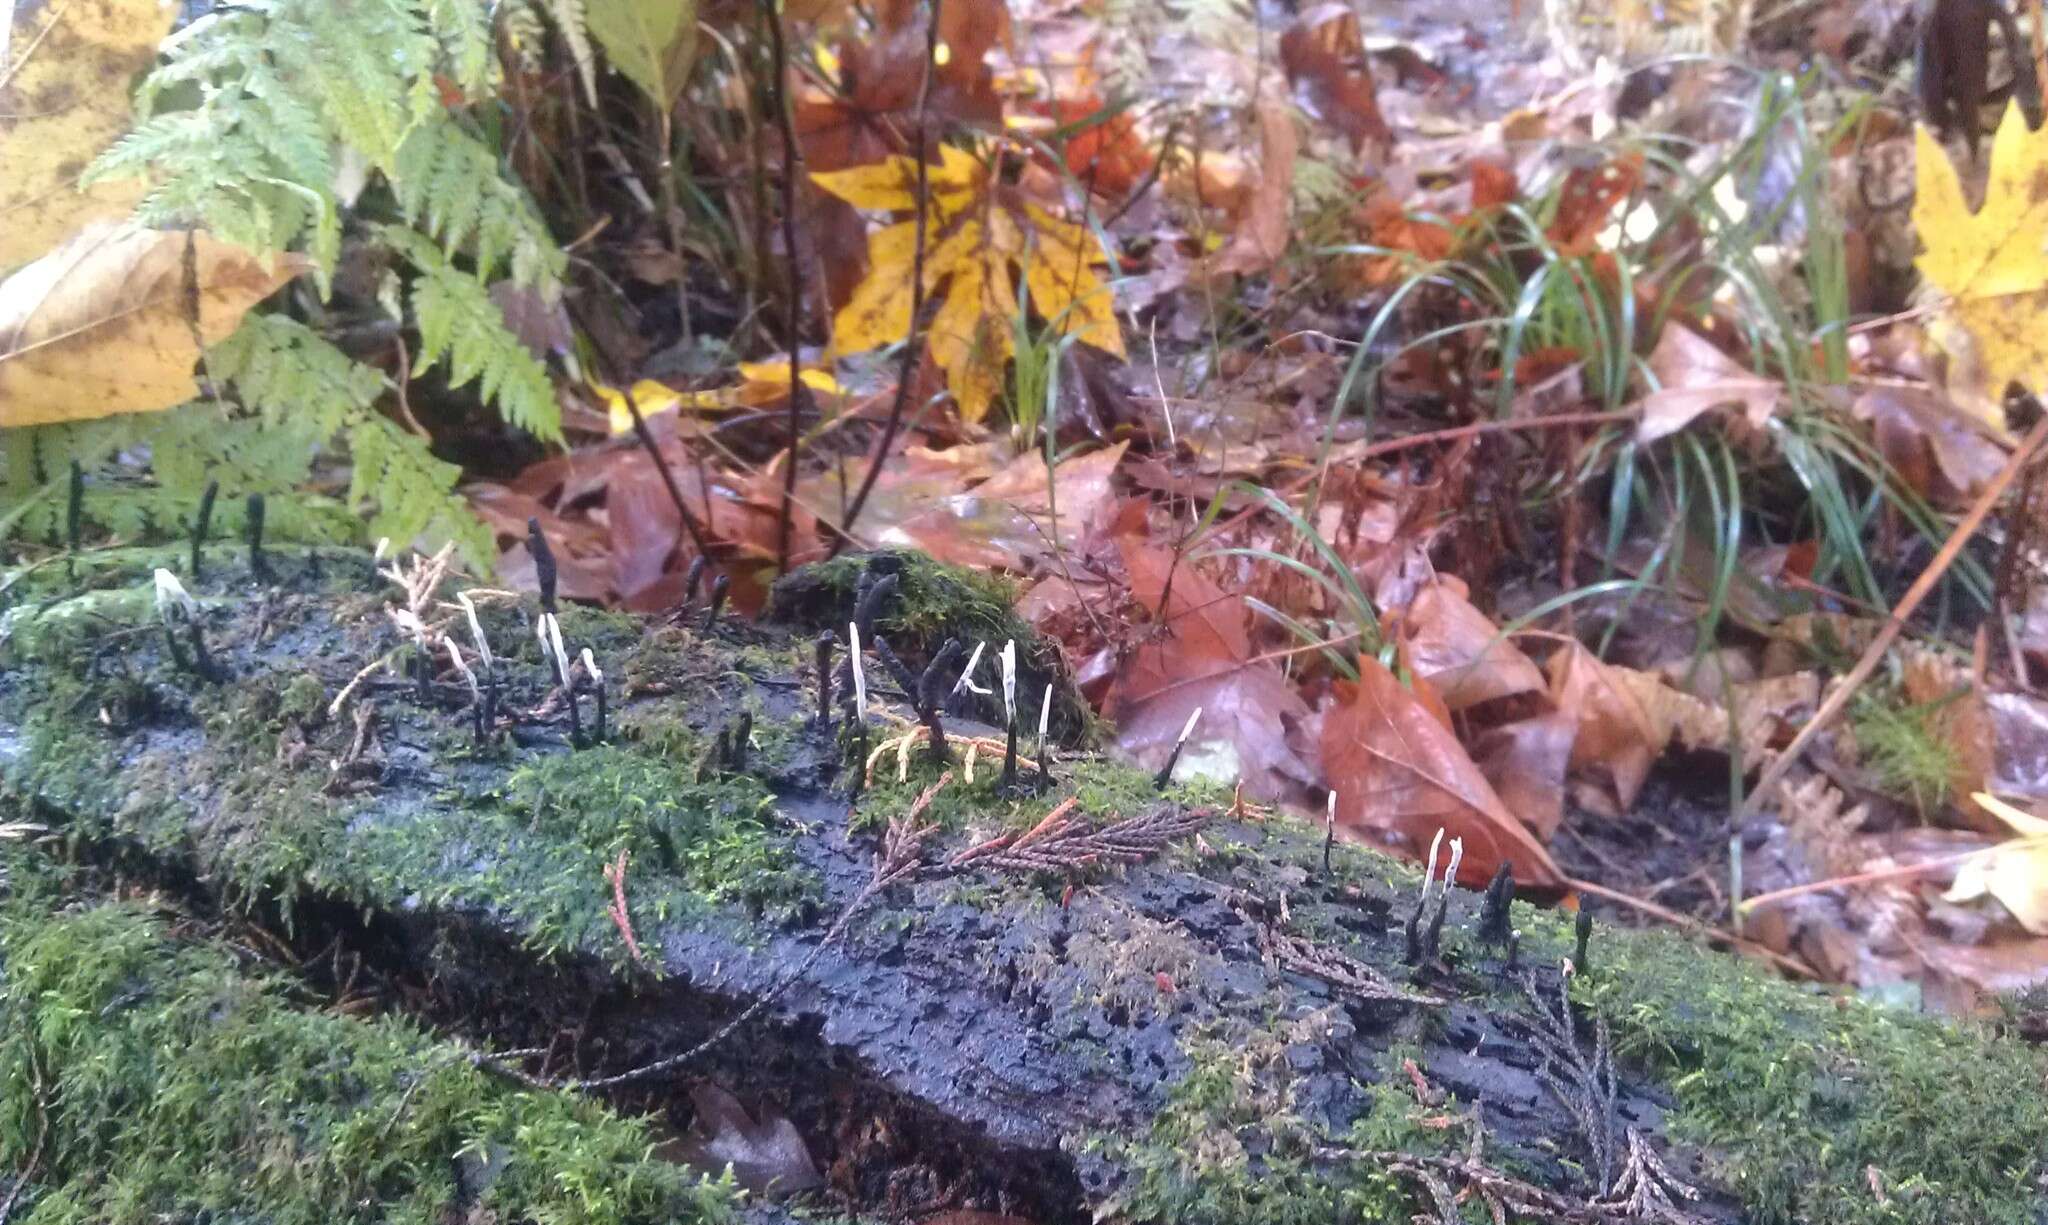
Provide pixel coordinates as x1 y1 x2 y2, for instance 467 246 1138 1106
1397 580 1544 710
815 147 1123 421
1471 706 1577 840
668 1082 825 1195
1947 793 2048 935
1914 101 2048 420
1635 324 1784 443
1279 3 1391 155
1322 654 1564 888
0 222 305 427
0 0 176 269
587 0 699 108
1546 642 1658 816
599 363 842 434
1850 385 2009 510
1546 152 1641 258
1109 521 1314 800
807 440 1124 570
1213 99 1297 276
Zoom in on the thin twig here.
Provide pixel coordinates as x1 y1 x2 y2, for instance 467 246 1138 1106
1744 412 2048 818
827 0 942 557
761 0 809 573
1568 876 1815 978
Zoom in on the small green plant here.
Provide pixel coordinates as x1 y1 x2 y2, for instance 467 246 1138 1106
1851 688 1964 820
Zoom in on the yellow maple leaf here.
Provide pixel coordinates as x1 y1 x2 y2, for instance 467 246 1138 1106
812 147 1125 423
1914 103 2048 431
1946 791 2048 933
599 363 841 434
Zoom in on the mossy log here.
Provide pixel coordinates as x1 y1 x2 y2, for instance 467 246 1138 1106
1 544 2045 1225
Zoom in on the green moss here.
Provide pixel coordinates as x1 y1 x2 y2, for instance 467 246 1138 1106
1535 910 2048 1224
1091 1029 1445 1224
0 872 738 1225
502 747 809 915
776 551 1026 649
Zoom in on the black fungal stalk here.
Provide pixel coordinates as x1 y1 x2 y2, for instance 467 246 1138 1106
813 632 836 726
1152 706 1201 791
191 480 218 581
1573 908 1593 976
724 712 752 772
527 517 558 614
66 460 84 556
683 555 708 604
246 493 273 581
1000 711 1020 793
1322 791 1336 878
1478 862 1515 947
704 573 729 629
912 638 964 758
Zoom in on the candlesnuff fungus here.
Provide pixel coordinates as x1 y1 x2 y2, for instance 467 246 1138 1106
1423 837 1464 960
1404 828 1446 965
813 632 836 726
190 480 218 580
66 460 84 555
246 493 274 581
705 574 731 628
1574 908 1594 976
1153 705 1202 790
1478 862 1515 947
683 555 708 604
952 640 989 696
579 647 608 743
527 518 558 614
1036 683 1055 786
152 568 220 682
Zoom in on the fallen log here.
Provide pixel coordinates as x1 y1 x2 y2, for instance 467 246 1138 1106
0 543 2043 1225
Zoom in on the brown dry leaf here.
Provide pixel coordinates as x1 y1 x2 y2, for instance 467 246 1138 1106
1547 642 1659 815
1611 665 1804 763
666 1083 825 1195
1322 654 1564 888
1279 3 1392 155
1214 99 1297 276
0 0 176 269
1397 580 1545 710
1850 385 2009 510
1546 152 1642 257
1471 706 1578 840
806 441 1125 570
1636 324 1784 443
1109 522 1314 800
0 222 305 426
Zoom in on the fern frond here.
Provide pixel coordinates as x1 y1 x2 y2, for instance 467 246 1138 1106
391 230 563 443
427 0 499 94
537 0 599 104
347 415 496 565
390 122 565 293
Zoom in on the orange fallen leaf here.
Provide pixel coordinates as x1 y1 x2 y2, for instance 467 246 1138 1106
1323 654 1564 888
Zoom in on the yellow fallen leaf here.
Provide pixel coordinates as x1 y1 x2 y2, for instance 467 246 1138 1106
812 147 1123 422
0 222 306 427
1947 792 2048 933
1914 103 2048 429
599 364 842 434
0 0 176 269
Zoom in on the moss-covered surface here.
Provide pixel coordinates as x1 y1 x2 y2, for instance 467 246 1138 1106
0 855 739 1225
2 544 2047 1224
766 549 1092 744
